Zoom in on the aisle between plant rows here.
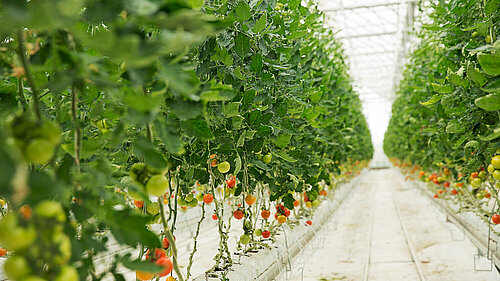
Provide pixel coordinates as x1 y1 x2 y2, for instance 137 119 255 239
286 168 500 281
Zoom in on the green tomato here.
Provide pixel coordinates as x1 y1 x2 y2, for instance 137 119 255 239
178 198 187 206
492 156 500 169
4 256 31 280
262 154 272 164
146 202 160 215
186 193 194 202
188 200 198 208
129 162 146 181
24 138 54 164
240 234 250 245
471 178 482 188
21 276 48 281
196 193 204 202
145 175 168 196
217 161 230 173
476 193 484 200
312 200 320 207
35 201 66 222
53 232 72 264
34 121 61 145
494 170 500 181
488 164 495 174
8 226 36 251
54 265 79 281
254 229 262 236
478 171 487 179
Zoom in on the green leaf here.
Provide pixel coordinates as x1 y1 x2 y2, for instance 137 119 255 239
479 127 500 141
475 93 500 111
200 84 236 101
481 78 500 93
223 102 240 118
156 123 185 155
253 14 267 33
169 100 202 120
250 54 263 73
478 53 500 76
236 131 245 147
118 254 163 273
182 119 214 140
133 137 168 170
273 151 297 162
447 68 469 88
464 140 479 149
467 64 487 86
235 1 252 21
283 193 295 210
445 120 464 133
234 154 242 175
187 0 204 9
420 94 442 105
252 159 270 170
234 33 250 58
275 134 292 148
431 83 454 93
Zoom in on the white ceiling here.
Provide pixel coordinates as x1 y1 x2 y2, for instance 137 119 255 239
316 0 418 145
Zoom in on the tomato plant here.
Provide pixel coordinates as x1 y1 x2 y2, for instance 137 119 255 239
0 0 372 280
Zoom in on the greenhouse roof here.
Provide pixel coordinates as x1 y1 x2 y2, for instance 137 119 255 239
317 0 418 145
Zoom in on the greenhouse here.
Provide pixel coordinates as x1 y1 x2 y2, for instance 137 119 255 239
0 0 499 280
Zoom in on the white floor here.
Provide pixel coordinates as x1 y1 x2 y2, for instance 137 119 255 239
285 168 500 281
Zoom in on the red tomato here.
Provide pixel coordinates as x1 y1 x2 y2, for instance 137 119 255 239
155 256 173 277
293 200 300 207
284 209 291 217
262 231 271 238
305 220 312 226
226 177 236 188
451 189 458 195
443 182 450 188
212 214 217 220
146 248 166 262
492 214 500 225
233 210 244 220
162 236 176 249
203 194 214 204
471 172 478 179
434 194 438 198
261 210 270 219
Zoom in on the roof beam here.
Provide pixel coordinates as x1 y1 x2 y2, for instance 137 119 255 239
337 30 397 39
323 1 402 12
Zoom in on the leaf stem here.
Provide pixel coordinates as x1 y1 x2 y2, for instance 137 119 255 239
158 198 185 281
71 85 81 173
16 29 41 122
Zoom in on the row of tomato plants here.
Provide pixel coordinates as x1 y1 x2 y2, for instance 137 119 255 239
0 0 373 281
384 0 499 235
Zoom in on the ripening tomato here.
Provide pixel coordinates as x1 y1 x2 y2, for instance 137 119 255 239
484 193 491 199
146 248 166 262
443 168 450 175
19 205 32 219
443 182 450 188
245 194 256 205
305 220 312 226
134 200 144 208
451 189 458 195
203 194 214 204
293 200 300 207
0 248 7 257
471 172 479 179
438 190 443 194
277 215 286 224
212 214 217 220
262 231 271 238
261 210 270 219
136 271 155 281
455 182 463 187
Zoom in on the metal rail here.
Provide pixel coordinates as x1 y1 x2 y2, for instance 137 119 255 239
392 193 428 281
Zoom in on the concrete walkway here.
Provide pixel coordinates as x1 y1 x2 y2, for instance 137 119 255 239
287 169 500 281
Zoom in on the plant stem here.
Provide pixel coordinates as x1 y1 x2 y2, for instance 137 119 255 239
16 29 41 122
187 203 205 279
71 85 81 173
158 198 185 281
17 78 28 111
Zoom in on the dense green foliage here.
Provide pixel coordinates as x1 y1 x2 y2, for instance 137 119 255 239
0 0 372 280
385 0 499 175
385 0 500 231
